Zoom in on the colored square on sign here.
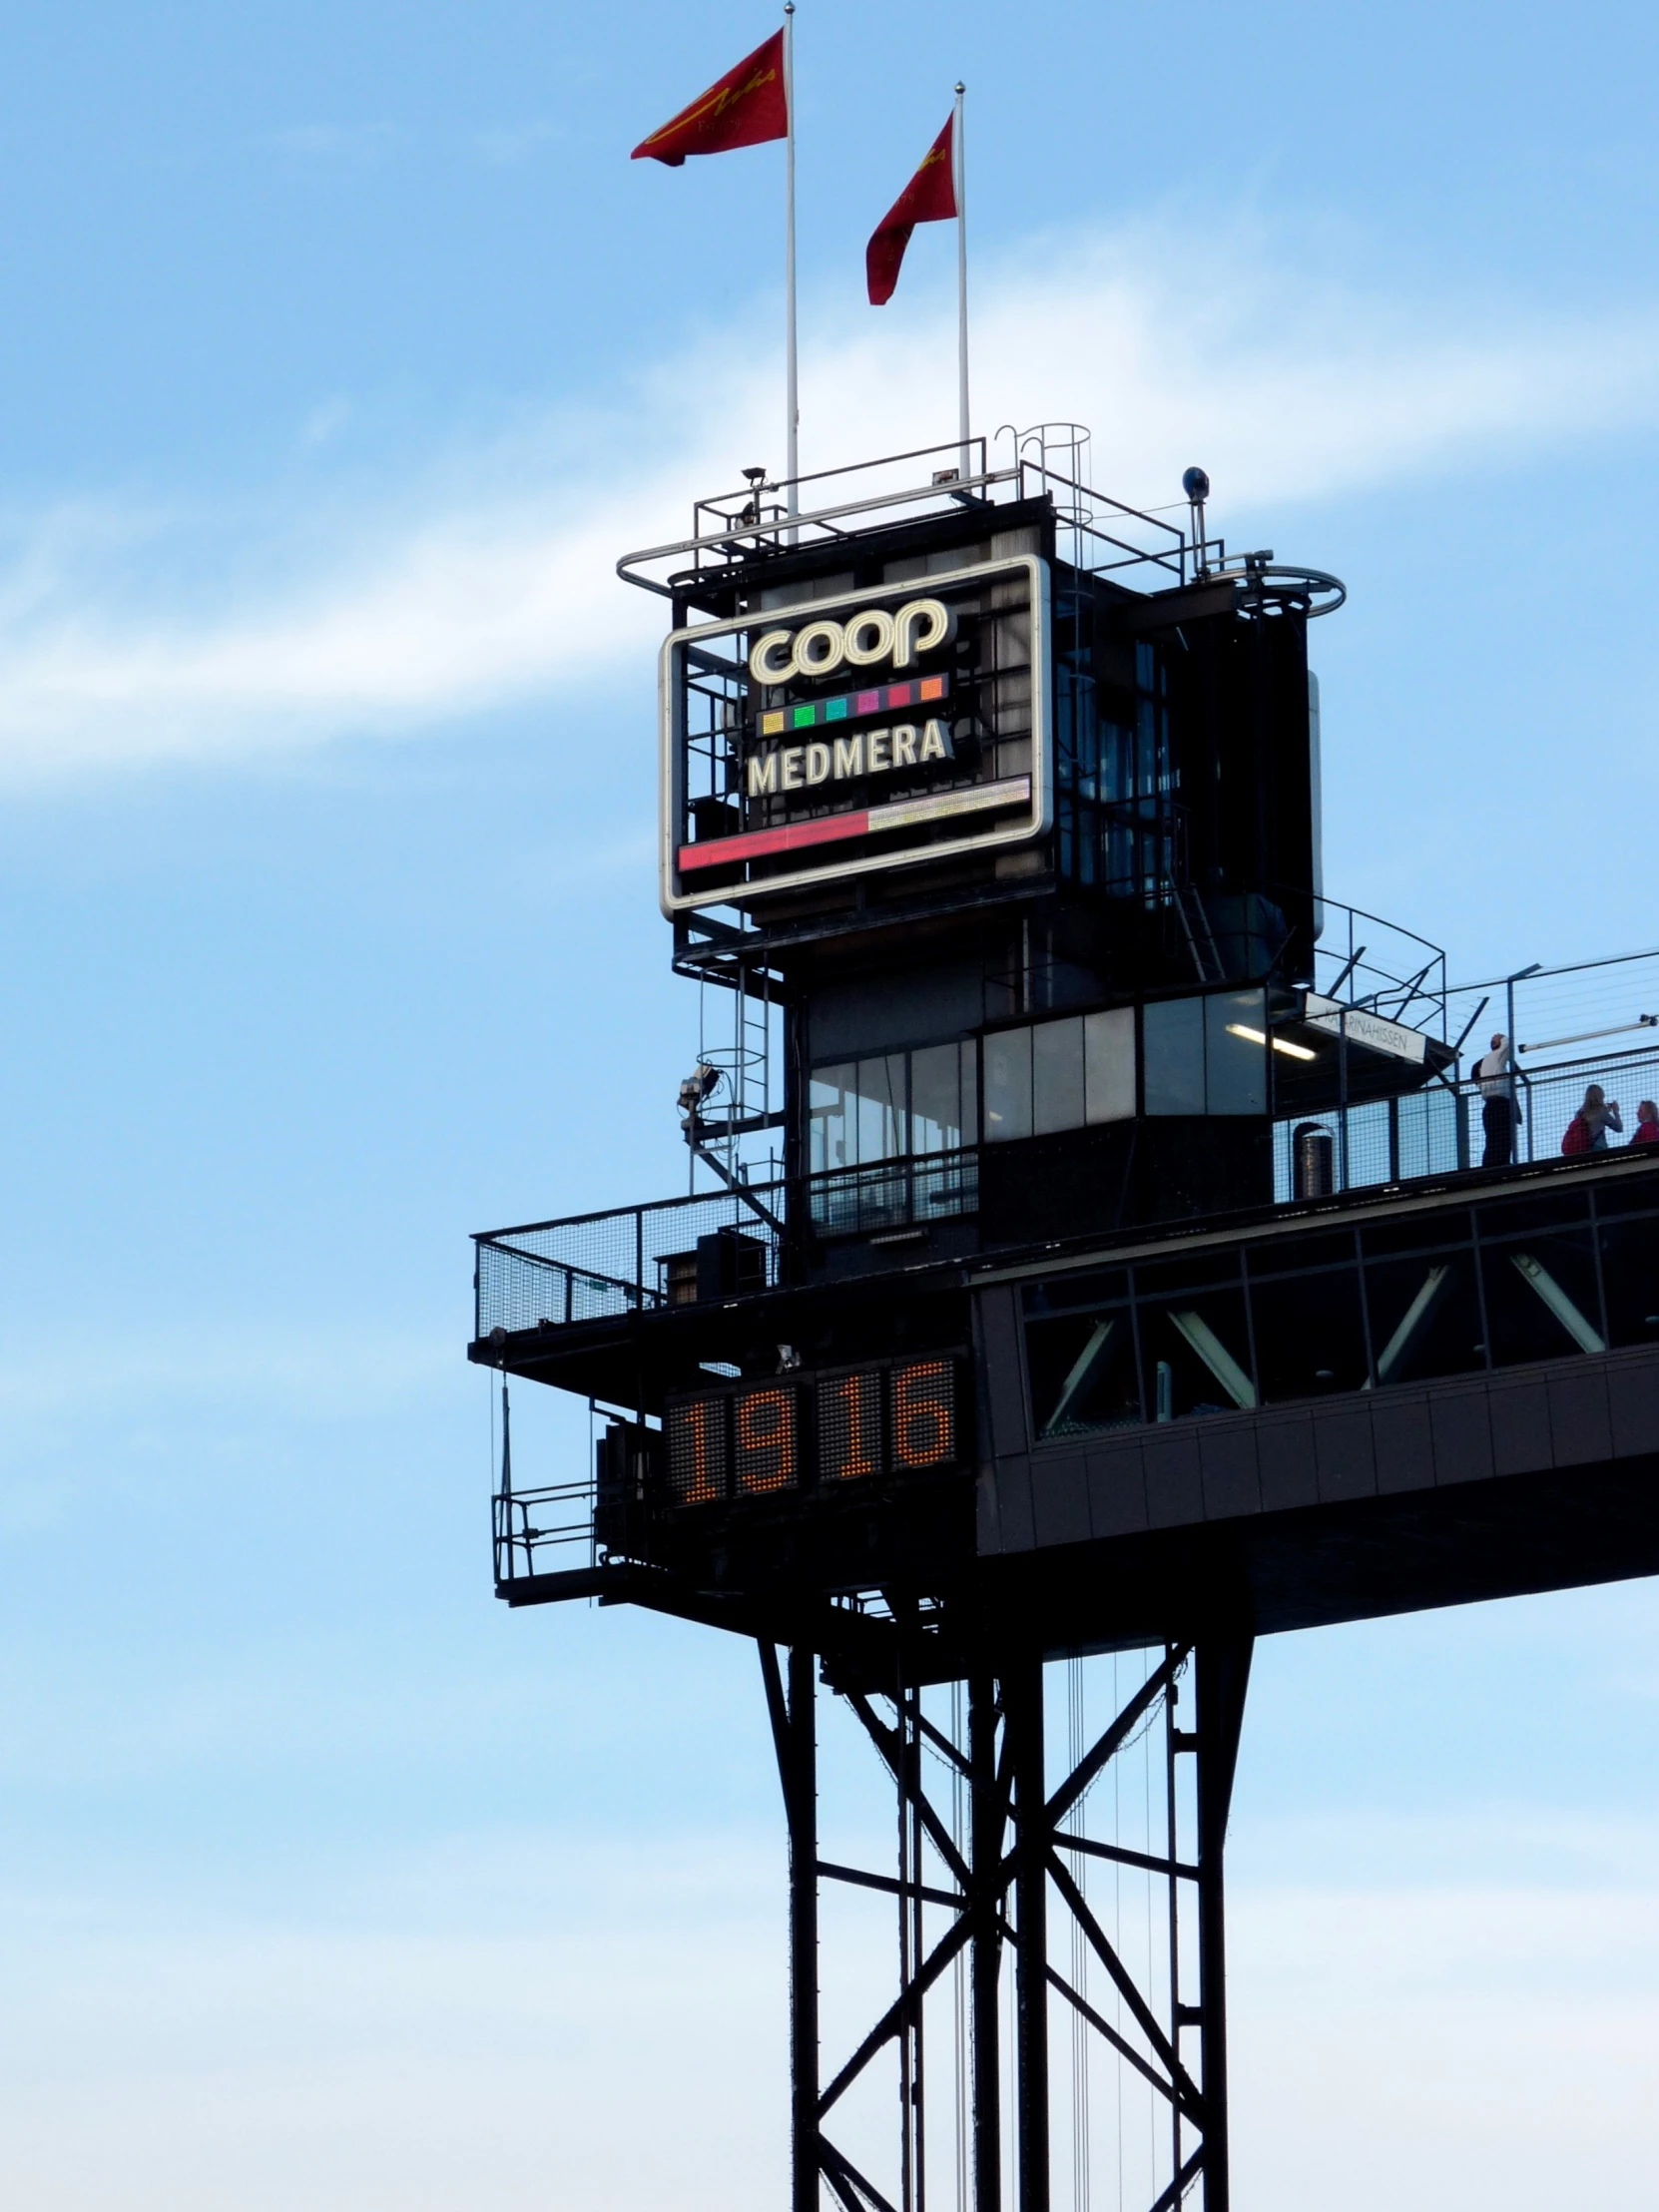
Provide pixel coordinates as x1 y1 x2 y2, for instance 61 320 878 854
888 683 914 708
856 690 879 714
793 705 817 729
919 676 945 701
827 697 848 721
761 710 785 736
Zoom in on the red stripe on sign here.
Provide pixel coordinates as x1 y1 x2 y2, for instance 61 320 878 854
679 809 871 872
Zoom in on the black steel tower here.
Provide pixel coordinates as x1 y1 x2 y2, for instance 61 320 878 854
469 432 1659 2211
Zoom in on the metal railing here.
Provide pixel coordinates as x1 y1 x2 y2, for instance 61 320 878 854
477 1035 1659 1345
616 434 1210 602
1275 1039 1659 1199
493 1478 594 1582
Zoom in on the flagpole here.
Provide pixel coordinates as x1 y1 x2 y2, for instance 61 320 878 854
954 82 969 486
785 2 800 523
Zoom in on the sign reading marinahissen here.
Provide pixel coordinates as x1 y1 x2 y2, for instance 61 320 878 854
659 555 1051 913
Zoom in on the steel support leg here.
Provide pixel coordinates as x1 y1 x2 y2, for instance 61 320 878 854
788 1645 820 2212
1193 1639 1252 2212
969 1667 1002 2212
1006 1657 1048 2212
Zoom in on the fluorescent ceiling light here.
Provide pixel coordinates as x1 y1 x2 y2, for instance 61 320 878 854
1227 1021 1318 1062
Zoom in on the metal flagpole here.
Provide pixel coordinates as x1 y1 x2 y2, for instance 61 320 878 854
954 81 969 485
785 3 800 521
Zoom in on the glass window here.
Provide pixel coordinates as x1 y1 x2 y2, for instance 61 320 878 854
1085 1007 1136 1123
810 1057 905 1170
1364 1247 1484 1385
810 1062 855 1173
984 1027 1033 1143
1599 1202 1659 1350
1033 1018 1086 1136
1144 997 1205 1115
910 1039 977 1155
1247 1252 1369 1399
1479 1229 1605 1367
1206 991 1269 1115
853 1054 906 1164
1136 1278 1256 1420
1027 1306 1143 1438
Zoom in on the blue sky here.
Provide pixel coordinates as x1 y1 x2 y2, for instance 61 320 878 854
1 3 1658 2206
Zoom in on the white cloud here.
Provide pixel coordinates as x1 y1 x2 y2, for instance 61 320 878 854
0 223 1656 781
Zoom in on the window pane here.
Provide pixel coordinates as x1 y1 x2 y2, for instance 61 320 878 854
1480 1229 1604 1366
1137 1288 1256 1419
1084 1006 1136 1123
1365 1251 1485 1384
1599 1208 1659 1349
810 1062 855 1172
984 1027 1033 1143
1027 1308 1142 1436
1144 997 1205 1115
959 1040 979 1146
1248 1262 1369 1400
854 1053 906 1164
1033 1017 1086 1136
1206 991 1268 1115
911 1042 966 1155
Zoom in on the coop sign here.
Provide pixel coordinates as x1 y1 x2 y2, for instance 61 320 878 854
660 553 1051 914
747 596 955 684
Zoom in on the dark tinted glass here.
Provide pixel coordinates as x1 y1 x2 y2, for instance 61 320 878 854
1362 1208 1473 1261
1478 1228 1604 1367
1023 1268 1131 1318
1598 1213 1659 1349
1138 1286 1255 1420
1144 997 1205 1115
1027 1308 1142 1437
1247 1229 1361 1279
1134 1249 1244 1300
1250 1264 1370 1400
1594 1174 1659 1222
1364 1251 1485 1384
1475 1189 1592 1239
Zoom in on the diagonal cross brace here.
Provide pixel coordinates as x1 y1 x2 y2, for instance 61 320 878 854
1045 1644 1188 1836
843 1687 973 1897
1047 1849 1205 2122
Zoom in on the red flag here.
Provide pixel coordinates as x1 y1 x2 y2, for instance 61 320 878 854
631 30 789 167
865 115 957 305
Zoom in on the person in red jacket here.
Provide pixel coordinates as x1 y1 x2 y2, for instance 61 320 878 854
1633 1100 1659 1147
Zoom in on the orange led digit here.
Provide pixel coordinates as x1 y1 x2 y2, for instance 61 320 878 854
736 1386 797 1493
818 1371 879 1482
666 1392 726 1504
891 1361 954 1468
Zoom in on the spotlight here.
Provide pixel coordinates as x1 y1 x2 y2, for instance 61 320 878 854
678 1063 723 1114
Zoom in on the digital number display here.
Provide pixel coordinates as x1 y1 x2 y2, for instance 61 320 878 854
817 1369 882 1483
666 1394 728 1505
891 1359 955 1468
735 1386 798 1494
664 1359 960 1508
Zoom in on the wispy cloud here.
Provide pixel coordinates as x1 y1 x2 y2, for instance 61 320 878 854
1 222 1655 782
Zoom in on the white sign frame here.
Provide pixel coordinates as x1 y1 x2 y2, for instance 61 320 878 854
659 555 1052 916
